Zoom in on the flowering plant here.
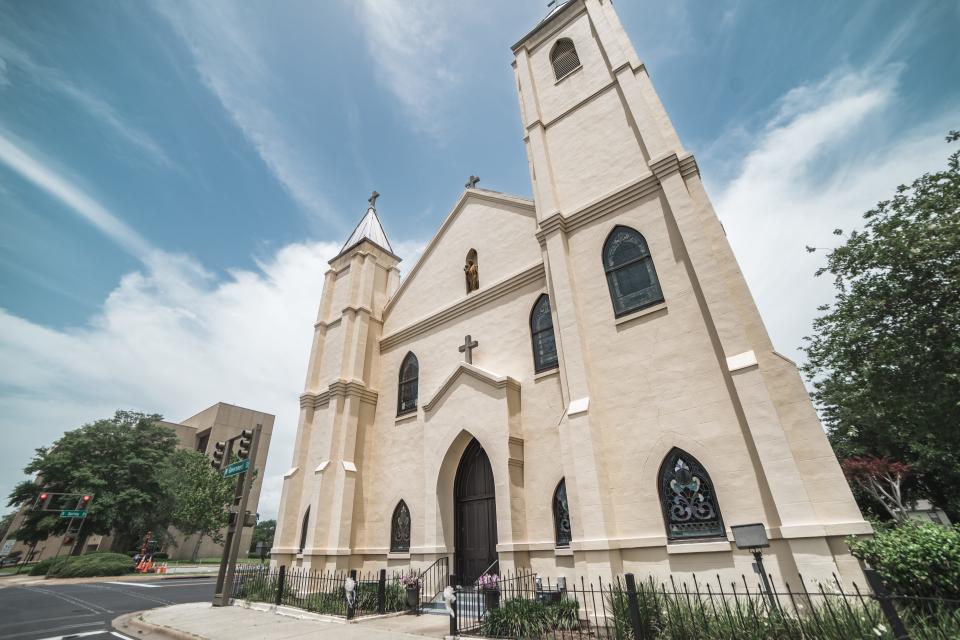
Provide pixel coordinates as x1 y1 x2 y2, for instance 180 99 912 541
477 572 500 591
400 572 421 588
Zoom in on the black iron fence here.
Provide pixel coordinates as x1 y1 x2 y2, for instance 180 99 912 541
230 564 410 619
416 555 449 614
448 569 960 640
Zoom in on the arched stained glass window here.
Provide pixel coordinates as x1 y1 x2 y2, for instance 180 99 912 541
603 226 664 317
530 294 559 372
550 38 580 81
553 479 571 548
299 506 310 553
397 352 419 416
390 500 411 553
658 449 724 540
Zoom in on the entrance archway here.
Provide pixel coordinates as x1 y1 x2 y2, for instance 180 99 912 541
454 438 498 584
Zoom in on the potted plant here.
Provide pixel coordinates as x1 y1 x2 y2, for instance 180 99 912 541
478 572 500 610
400 573 421 611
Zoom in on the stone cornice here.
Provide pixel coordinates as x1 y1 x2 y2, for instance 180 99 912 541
423 363 521 413
380 262 546 352
300 379 378 409
534 152 700 245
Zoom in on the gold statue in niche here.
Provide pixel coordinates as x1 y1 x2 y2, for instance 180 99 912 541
464 249 479 293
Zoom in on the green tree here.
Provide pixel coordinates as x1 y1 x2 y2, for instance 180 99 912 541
165 449 234 561
249 519 276 555
803 132 960 519
6 411 179 552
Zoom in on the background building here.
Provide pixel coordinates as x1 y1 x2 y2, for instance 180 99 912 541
0 402 273 563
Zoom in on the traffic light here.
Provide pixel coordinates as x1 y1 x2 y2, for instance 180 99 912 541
80 494 92 509
211 441 226 470
237 430 253 460
36 492 51 510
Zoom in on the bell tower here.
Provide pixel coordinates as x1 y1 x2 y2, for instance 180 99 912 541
272 195 400 569
512 0 868 582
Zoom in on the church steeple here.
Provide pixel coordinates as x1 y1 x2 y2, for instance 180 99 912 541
339 191 394 257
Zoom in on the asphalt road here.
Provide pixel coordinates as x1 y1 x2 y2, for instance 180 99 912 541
0 577 215 640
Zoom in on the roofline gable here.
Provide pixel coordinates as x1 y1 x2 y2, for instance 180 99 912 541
423 362 521 413
383 188 535 317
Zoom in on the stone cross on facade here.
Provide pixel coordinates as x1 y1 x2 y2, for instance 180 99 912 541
458 335 479 364
368 190 380 208
465 175 480 189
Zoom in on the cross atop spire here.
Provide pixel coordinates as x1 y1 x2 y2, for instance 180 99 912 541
339 193 394 257
465 175 480 189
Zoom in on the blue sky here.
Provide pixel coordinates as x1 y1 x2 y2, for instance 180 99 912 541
1 0 957 519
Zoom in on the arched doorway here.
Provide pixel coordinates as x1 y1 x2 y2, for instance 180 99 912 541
454 438 498 584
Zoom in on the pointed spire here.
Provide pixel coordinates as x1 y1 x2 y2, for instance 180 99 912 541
340 192 394 256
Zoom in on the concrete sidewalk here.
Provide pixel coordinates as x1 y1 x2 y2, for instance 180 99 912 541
122 602 453 639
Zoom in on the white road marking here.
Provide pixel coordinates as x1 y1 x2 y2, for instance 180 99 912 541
102 581 160 588
23 586 113 614
110 631 136 640
0 613 98 629
5 622 103 639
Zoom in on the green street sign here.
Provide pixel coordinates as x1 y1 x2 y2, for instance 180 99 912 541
223 459 250 478
60 510 87 518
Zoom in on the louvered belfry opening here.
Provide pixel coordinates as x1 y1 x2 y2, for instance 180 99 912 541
551 38 580 80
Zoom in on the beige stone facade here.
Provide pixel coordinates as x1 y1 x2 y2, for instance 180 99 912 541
272 0 869 589
1 402 273 563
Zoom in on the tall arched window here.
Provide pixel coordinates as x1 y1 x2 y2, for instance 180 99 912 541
530 294 559 372
553 479 571 548
658 448 724 540
603 226 664 317
298 506 310 553
397 352 419 416
550 38 580 81
390 500 411 553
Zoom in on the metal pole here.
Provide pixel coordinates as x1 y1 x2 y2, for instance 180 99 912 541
752 550 777 611
213 424 262 606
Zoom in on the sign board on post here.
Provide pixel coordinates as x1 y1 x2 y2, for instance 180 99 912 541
223 459 251 478
60 510 87 518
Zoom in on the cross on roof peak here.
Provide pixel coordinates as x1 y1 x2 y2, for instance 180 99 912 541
368 190 380 208
465 175 480 189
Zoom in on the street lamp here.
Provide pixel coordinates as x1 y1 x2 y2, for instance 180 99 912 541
731 523 777 610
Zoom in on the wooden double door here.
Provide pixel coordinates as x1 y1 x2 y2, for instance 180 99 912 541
454 439 498 585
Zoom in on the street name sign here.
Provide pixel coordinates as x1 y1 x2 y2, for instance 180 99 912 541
60 510 87 518
223 459 250 478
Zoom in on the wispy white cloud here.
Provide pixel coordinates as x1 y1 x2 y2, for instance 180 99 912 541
152 1 340 227
711 65 954 364
353 0 460 138
0 241 341 518
0 130 155 257
0 38 173 168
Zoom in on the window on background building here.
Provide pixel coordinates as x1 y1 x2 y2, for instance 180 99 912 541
530 294 559 372
553 479 572 548
390 500 411 553
603 226 664 317
658 448 724 540
397 352 419 415
550 38 580 80
299 507 310 553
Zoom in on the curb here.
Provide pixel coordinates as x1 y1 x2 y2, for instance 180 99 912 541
114 610 207 640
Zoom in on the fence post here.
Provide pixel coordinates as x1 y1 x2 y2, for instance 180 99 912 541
275 565 286 607
624 573 645 640
377 568 387 614
347 569 358 620
448 574 458 637
864 569 910 640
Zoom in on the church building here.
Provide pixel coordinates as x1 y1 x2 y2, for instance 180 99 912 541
271 0 870 588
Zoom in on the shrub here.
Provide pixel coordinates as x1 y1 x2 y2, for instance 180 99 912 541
848 522 960 600
46 553 134 578
29 556 69 576
482 598 550 639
